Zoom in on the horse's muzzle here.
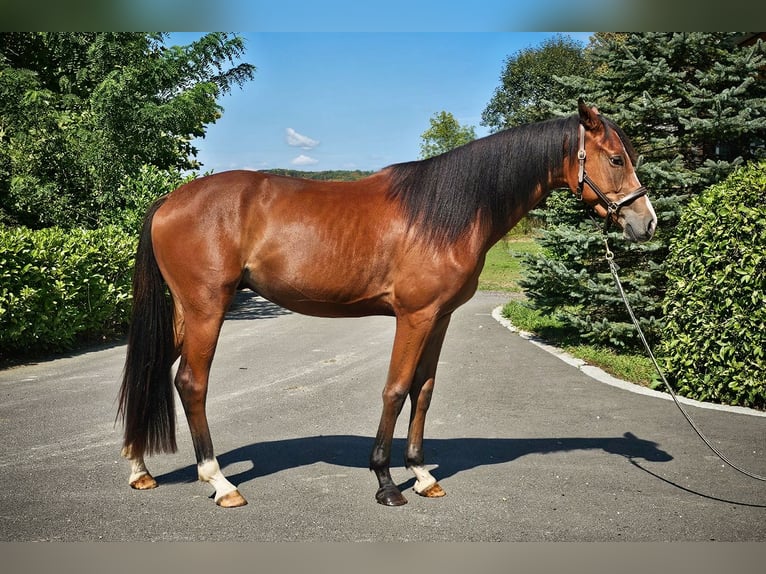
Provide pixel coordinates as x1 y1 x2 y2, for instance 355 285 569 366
621 213 656 243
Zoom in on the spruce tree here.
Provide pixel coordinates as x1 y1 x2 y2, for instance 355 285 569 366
521 33 766 350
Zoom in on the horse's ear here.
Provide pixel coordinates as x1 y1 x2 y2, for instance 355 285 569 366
578 98 601 132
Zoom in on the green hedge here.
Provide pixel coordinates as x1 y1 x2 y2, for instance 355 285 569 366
0 226 136 361
660 161 766 408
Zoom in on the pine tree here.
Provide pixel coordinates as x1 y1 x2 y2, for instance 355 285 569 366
521 33 766 350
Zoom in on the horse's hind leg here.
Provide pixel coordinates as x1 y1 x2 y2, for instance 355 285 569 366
122 446 158 490
406 314 450 498
120 313 183 492
175 305 247 508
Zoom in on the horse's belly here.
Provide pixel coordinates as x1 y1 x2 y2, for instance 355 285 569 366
241 258 395 318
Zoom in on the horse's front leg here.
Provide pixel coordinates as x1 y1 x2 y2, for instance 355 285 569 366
370 312 437 506
175 313 247 508
406 314 451 498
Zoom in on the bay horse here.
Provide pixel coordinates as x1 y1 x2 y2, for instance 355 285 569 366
117 99 657 507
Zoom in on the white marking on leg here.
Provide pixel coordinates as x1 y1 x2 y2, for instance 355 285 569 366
198 458 237 502
122 446 151 485
410 465 437 494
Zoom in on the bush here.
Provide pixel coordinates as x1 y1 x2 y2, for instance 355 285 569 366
100 165 191 234
0 225 136 361
660 161 766 408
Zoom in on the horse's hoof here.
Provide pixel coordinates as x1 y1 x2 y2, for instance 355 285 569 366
216 489 248 508
130 474 158 490
416 482 446 498
376 486 408 506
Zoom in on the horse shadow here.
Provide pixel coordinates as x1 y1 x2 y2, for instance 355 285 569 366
155 431 672 491
225 289 292 321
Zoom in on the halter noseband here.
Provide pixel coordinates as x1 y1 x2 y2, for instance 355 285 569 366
576 124 648 233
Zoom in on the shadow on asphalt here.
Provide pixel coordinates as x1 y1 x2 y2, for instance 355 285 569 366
155 431 672 491
226 289 292 321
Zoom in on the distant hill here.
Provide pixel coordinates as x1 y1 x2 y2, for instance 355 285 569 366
262 169 375 181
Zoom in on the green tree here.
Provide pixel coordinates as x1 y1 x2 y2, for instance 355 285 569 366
521 33 766 352
481 34 590 131
419 110 476 159
0 32 255 229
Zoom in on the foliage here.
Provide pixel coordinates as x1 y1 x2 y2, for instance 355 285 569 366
520 33 766 352
419 110 476 159
660 161 766 408
0 225 137 362
102 165 194 234
0 32 255 229
481 34 590 131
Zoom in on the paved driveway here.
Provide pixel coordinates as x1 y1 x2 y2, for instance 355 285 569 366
1 291 764 541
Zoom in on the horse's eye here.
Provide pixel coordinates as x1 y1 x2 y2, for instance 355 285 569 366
609 156 624 167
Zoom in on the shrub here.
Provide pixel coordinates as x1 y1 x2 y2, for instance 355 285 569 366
660 161 766 408
0 225 136 361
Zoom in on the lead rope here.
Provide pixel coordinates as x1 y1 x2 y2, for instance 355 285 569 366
599 232 766 481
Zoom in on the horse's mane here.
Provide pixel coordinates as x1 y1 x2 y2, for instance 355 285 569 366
385 114 582 247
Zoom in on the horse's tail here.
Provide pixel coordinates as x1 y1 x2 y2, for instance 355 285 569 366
117 196 177 456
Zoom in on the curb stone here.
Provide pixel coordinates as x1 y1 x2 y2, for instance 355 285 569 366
491 305 766 419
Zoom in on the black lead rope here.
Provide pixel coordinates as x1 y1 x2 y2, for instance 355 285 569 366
596 226 766 482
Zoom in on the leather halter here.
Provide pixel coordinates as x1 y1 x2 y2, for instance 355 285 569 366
576 124 648 233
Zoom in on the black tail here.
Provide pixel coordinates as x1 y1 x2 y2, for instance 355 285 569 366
117 196 177 455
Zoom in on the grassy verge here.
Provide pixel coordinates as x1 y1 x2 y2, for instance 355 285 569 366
500 299 657 388
477 235 657 389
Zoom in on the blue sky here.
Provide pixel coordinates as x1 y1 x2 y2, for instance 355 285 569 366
148 1 622 32
169 32 594 173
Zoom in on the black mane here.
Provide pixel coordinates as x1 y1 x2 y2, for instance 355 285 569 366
386 114 581 247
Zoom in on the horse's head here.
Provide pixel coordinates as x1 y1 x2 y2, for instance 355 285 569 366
571 99 657 243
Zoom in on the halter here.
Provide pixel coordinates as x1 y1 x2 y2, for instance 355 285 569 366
576 124 649 233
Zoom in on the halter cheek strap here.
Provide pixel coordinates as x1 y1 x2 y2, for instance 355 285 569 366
577 124 649 233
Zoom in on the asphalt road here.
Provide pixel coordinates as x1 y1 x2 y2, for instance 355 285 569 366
1 291 764 541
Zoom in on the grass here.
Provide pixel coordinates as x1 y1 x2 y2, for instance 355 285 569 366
478 234 657 388
477 237 541 292
569 345 657 386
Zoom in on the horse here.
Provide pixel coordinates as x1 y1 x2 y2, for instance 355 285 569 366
117 99 657 508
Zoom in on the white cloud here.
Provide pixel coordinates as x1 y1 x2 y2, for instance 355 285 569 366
291 154 319 166
286 128 320 149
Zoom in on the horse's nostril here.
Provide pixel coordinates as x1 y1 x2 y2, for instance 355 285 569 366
647 219 656 237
